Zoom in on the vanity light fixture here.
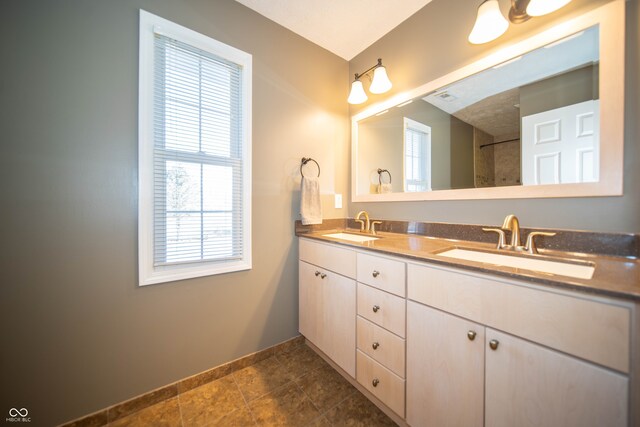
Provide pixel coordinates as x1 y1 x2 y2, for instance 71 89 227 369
347 58 392 104
468 0 509 45
469 0 573 45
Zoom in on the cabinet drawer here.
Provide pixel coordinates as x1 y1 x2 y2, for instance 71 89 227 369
357 283 406 338
357 350 405 417
357 316 405 377
357 252 406 297
408 263 631 373
299 238 356 278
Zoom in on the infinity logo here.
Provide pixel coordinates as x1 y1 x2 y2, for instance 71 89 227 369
9 408 28 417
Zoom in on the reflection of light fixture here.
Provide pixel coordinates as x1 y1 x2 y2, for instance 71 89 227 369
527 0 572 17
396 100 413 108
468 0 509 45
492 55 523 69
469 0 572 45
543 31 584 48
348 58 392 104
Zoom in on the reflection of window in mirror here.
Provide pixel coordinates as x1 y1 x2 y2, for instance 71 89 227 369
403 118 432 192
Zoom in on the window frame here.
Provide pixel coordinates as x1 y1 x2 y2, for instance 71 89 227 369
403 117 432 192
138 10 252 286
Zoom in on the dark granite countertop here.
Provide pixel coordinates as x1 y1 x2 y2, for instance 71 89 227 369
296 219 640 302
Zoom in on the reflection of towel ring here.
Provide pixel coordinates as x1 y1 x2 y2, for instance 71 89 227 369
377 168 392 185
301 157 320 178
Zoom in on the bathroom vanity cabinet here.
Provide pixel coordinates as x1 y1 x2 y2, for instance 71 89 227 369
299 238 356 376
407 264 630 427
298 237 635 426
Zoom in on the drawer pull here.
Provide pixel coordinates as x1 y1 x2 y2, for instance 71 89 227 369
314 271 321 277
320 273 326 279
372 378 380 387
489 339 500 350
372 342 380 350
372 305 380 313
467 330 477 341
372 270 380 278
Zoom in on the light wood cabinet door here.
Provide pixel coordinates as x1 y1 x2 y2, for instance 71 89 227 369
299 259 356 377
322 269 356 377
485 328 628 427
406 301 484 427
299 260 323 348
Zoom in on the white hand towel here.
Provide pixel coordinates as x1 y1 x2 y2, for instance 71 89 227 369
301 176 322 225
378 183 393 194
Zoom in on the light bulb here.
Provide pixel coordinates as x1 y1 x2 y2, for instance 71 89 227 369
468 0 509 45
348 80 368 104
526 0 572 17
369 66 392 94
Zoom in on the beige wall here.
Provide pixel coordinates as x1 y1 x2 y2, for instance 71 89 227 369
349 0 640 233
0 0 349 424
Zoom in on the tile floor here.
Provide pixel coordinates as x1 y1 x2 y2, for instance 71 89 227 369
108 343 397 426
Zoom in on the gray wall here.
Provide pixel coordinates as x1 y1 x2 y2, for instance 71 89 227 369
403 102 452 190
350 0 640 233
358 115 404 193
520 65 599 117
450 116 475 189
0 0 349 425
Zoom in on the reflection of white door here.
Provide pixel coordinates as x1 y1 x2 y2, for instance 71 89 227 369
521 100 599 185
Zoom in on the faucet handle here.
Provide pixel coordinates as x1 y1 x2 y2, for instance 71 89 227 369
483 228 507 250
525 231 556 254
371 221 383 235
355 218 366 232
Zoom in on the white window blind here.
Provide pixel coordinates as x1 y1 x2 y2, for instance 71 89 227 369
403 118 431 192
139 10 252 285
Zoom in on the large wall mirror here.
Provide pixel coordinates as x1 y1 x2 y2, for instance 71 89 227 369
352 0 624 202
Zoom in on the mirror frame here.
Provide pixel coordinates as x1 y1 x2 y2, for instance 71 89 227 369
351 0 624 202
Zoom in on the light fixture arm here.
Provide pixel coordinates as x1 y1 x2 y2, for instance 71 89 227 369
509 0 531 23
354 58 384 81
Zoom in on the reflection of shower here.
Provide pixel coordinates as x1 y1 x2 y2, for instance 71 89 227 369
377 168 392 194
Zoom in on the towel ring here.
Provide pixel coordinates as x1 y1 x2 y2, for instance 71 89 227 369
301 157 320 178
377 168 392 185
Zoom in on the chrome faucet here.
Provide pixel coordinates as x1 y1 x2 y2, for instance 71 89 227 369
355 211 370 233
484 214 556 254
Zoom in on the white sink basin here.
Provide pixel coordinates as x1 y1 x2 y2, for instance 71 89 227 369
323 232 379 243
437 248 595 280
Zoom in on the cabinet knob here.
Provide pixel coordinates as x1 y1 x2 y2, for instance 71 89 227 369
320 273 326 279
372 305 380 313
372 378 380 387
372 342 380 350
489 339 500 350
372 270 380 278
467 330 477 341
314 271 321 277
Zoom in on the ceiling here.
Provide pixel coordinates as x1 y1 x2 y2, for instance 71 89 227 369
233 0 433 60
